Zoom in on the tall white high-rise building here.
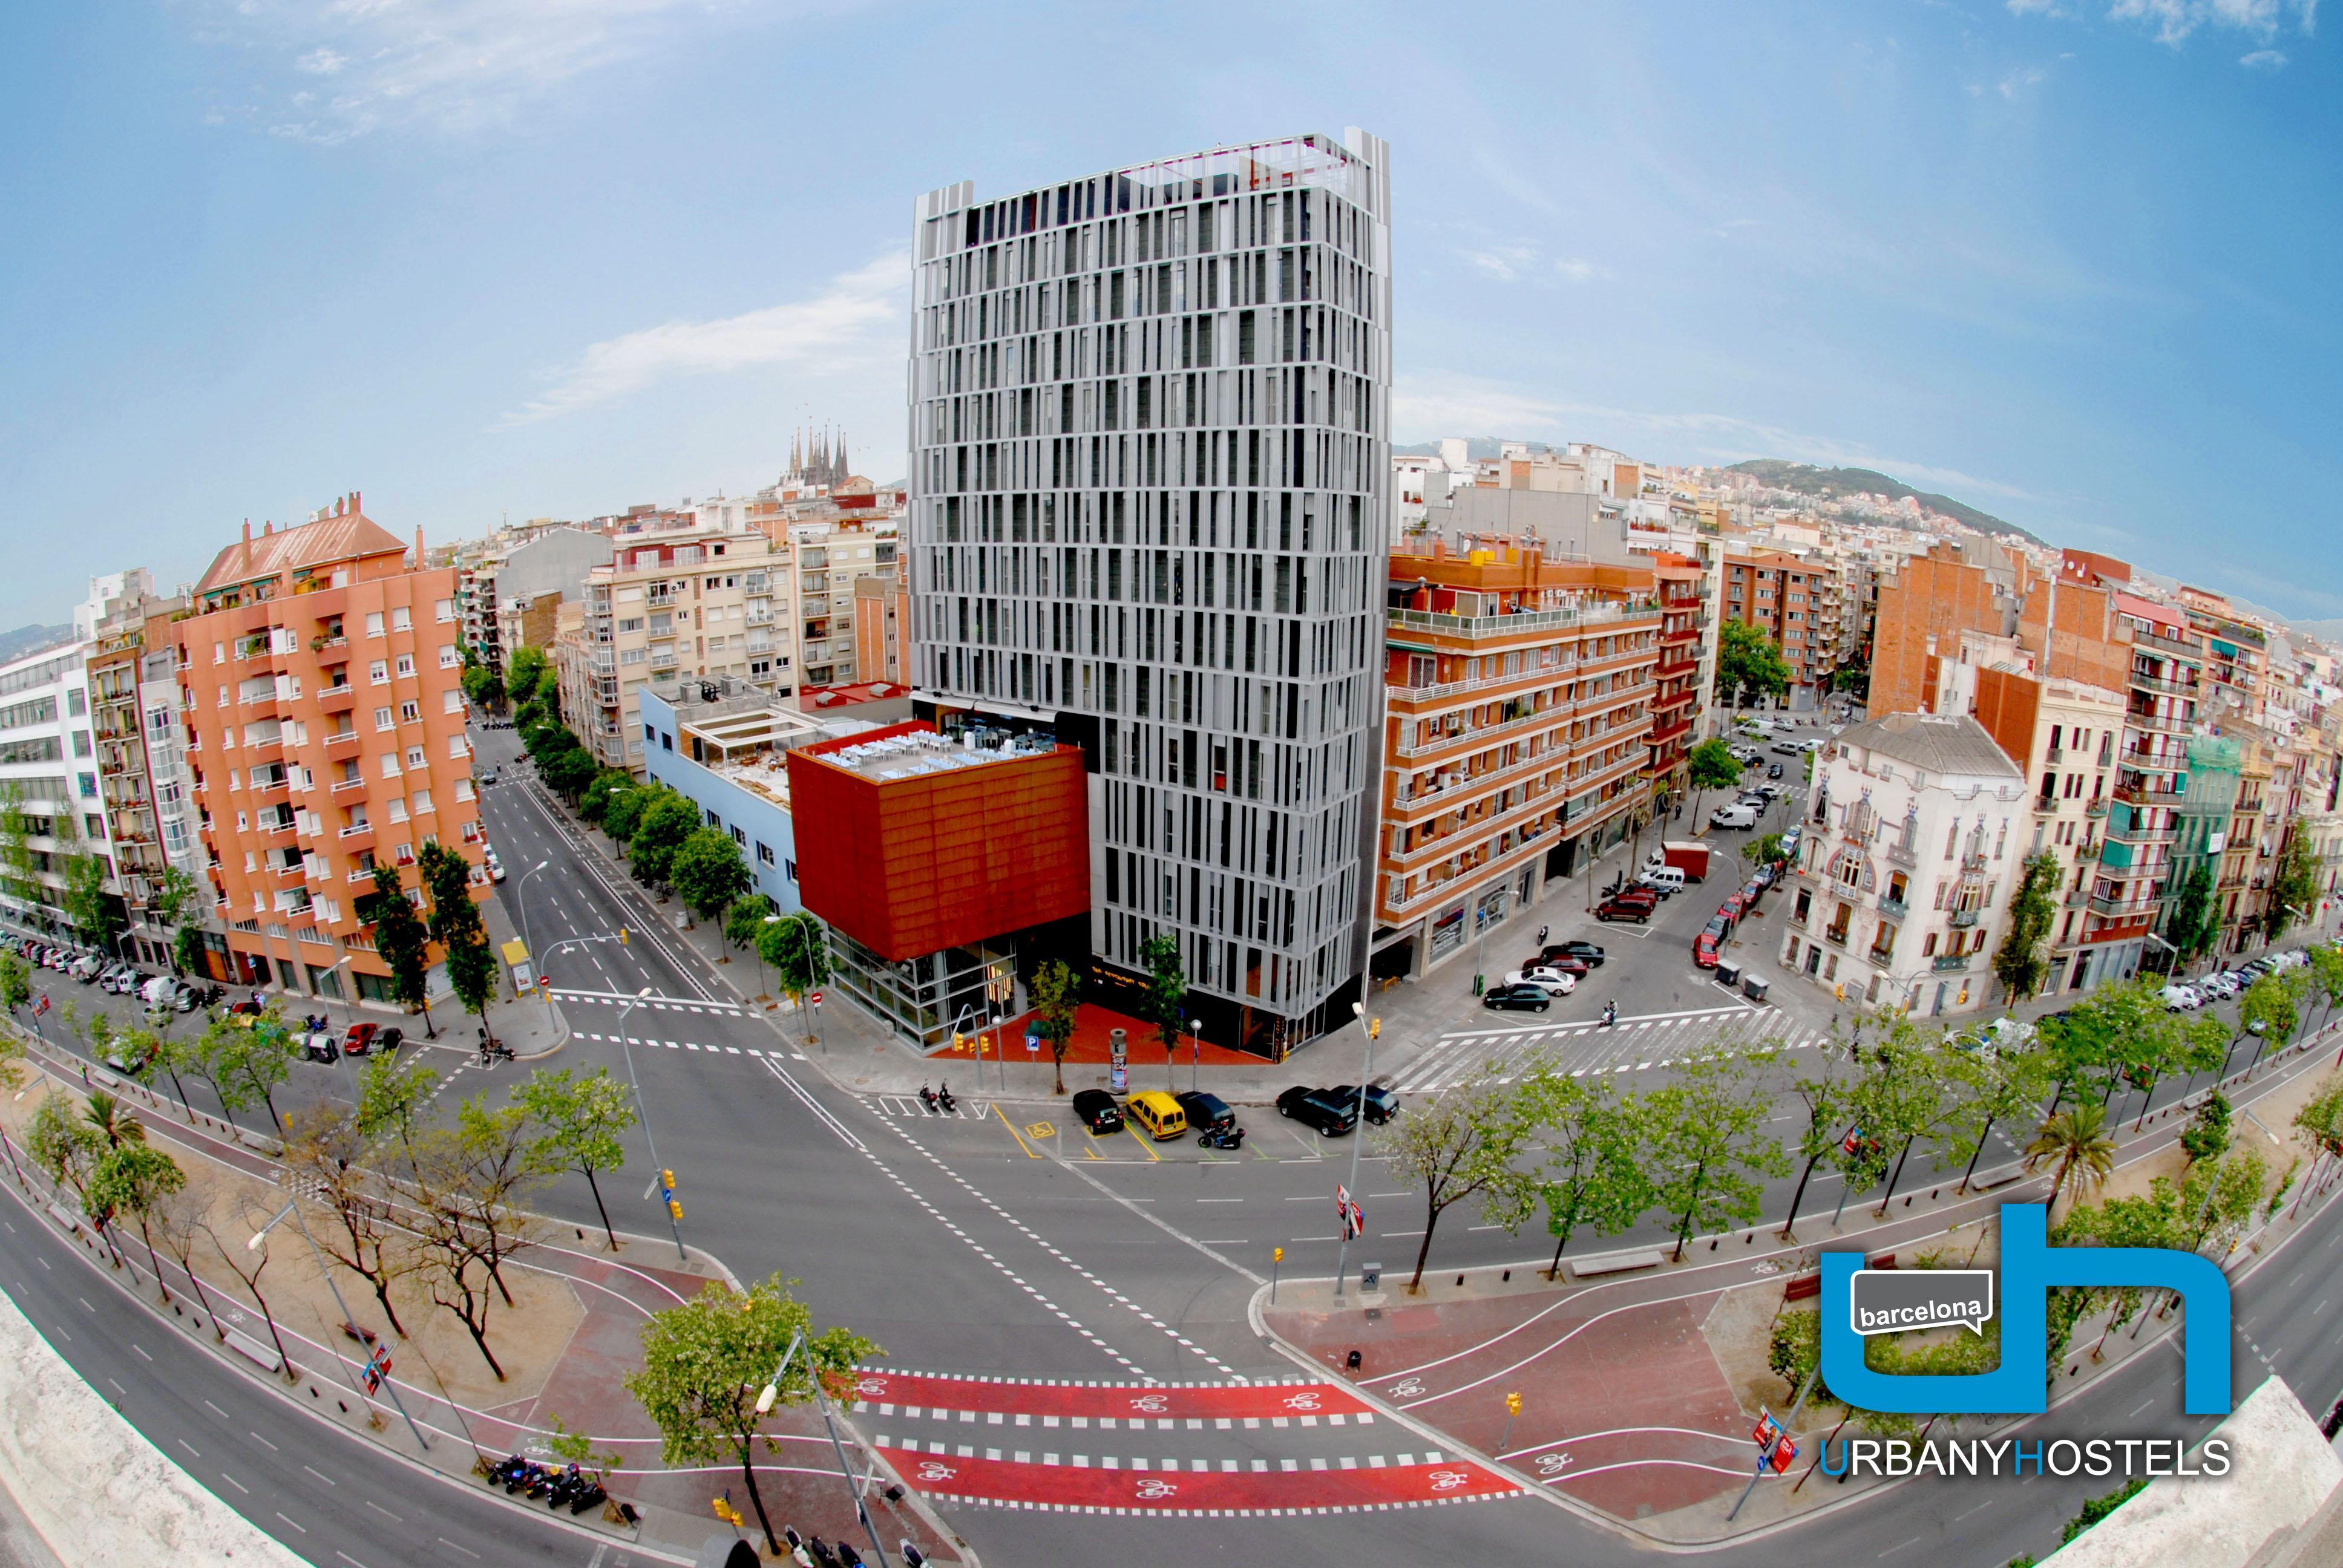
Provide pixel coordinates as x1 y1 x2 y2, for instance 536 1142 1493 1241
908 130 1392 1051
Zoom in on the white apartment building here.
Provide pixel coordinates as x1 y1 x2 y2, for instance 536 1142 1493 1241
1783 712 2027 1018
555 526 780 775
0 636 117 944
908 129 1392 1051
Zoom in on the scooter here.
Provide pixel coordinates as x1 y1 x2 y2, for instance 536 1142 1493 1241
565 1477 607 1515
1600 1001 1617 1029
917 1085 940 1114
936 1083 958 1115
1197 1125 1246 1151
835 1543 867 1567
487 1454 531 1488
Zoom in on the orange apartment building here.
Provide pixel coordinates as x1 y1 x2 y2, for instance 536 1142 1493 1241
1374 535 1662 978
1870 544 2016 716
1648 553 1704 792
1722 549 1837 701
177 496 487 1000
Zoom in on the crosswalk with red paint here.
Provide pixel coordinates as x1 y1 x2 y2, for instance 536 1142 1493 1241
854 1368 1522 1518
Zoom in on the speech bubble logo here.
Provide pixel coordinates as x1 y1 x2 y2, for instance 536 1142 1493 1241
1846 1268 1995 1337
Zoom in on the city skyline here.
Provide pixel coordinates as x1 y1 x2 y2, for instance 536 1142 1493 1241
3 2 2338 628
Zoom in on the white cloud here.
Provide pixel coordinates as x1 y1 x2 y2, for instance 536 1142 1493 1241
2100 0 2316 44
499 250 908 428
1459 243 1608 287
1553 257 1607 283
1999 64 2051 96
195 0 826 142
2240 45 2292 62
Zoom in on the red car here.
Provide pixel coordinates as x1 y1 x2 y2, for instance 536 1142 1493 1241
1694 931 1720 969
1522 953 1591 979
1595 897 1651 924
341 1024 405 1057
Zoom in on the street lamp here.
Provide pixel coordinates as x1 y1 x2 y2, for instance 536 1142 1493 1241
515 858 552 979
613 987 687 1263
757 1331 891 1568
1333 1000 1380 1301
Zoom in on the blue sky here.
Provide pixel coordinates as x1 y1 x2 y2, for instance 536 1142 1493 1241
1 0 2336 626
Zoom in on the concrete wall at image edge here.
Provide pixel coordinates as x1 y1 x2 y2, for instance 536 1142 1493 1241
0 1285 305 1567
2039 1376 2342 1567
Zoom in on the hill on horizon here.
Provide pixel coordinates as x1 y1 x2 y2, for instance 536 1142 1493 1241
1723 460 2045 549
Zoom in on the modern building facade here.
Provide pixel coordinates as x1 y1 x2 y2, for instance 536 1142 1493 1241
635 681 816 917
906 129 1393 1054
175 498 485 1000
0 636 114 946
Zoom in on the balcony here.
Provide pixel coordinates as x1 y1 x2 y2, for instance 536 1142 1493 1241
337 823 374 851
2065 887 2090 908
1823 927 1850 949
1932 953 1972 974
2088 892 2157 920
2085 798 2110 818
2125 708 2189 736
1878 893 1910 921
1948 909 1980 929
1651 687 1697 713
1386 599 1657 644
2033 795 2058 815
2106 816 2177 846
1660 623 1700 647
2115 781 2185 807
2129 670 2198 699
1886 837 1919 870
2131 627 2201 662
317 684 356 714
330 776 367 795
271 859 306 883
1653 653 1699 681
312 636 350 663
1647 714 1693 747
1959 852 1988 875
323 730 359 753
260 814 298 840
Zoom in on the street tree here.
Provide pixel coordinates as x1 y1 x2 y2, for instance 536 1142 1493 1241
28 1094 100 1204
2168 864 2218 970
1776 1035 1859 1238
670 827 750 929
285 1105 422 1338
628 791 700 887
2304 945 2343 1034
460 662 505 713
1031 959 1083 1096
1994 852 2062 1004
624 1274 876 1560
359 864 437 1037
83 1089 145 1149
756 911 832 1038
2263 832 2320 943
202 1011 292 1136
1138 932 1187 1091
60 852 123 953
0 949 27 1014
87 1142 186 1302
723 893 776 953
1847 1018 1958 1215
2174 1148 2269 1259
200 1198 295 1377
2236 971 2301 1077
597 778 648 848
1513 1070 1651 1275
506 645 551 710
2024 1102 2119 1223
516 1067 637 1253
149 866 200 975
445 927 499 1047
411 1097 552 1376
120 1025 195 1122
1638 1044 1788 1259
1685 738 1742 825
1715 619 1792 711
1371 1074 1536 1292
356 1051 440 1172
2178 1091 2233 1167
543 744 598 805
150 1184 227 1330
416 840 485 950
578 768 632 830
1941 1036 2056 1193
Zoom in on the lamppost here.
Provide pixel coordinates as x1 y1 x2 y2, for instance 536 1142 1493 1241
1333 1000 1380 1301
249 1197 428 1449
1189 1016 1201 1094
612 987 686 1263
515 858 552 981
758 1330 891 1568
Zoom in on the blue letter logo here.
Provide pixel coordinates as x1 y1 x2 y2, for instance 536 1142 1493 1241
1820 1204 2232 1415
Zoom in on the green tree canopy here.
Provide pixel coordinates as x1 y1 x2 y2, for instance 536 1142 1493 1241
2167 863 2218 968
1514 1070 1650 1274
723 893 777 951
1715 619 1792 708
624 1275 875 1558
1374 1075 1538 1290
1638 1042 1788 1259
1031 959 1083 1096
2263 832 2321 942
1686 737 1742 821
670 828 751 928
629 791 700 886
2024 1102 2118 1223
1994 852 2062 1004
460 663 505 712
1138 932 1187 1088
516 1066 637 1252
61 852 123 952
543 745 597 803
358 864 436 1035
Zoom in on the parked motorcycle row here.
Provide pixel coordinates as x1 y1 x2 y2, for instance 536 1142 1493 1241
485 1454 608 1515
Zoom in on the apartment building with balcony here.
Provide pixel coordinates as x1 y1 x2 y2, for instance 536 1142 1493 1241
1721 547 1837 702
1374 534 1661 978
1783 712 2026 1017
85 581 200 969
854 572 911 687
1648 552 1705 792
175 496 484 1000
2082 592 2205 981
0 636 117 946
554 525 779 775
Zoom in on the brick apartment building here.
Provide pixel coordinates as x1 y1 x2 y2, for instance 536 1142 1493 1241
1722 548 1837 700
177 497 486 1001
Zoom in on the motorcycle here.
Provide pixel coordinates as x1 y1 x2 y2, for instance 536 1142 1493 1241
936 1083 958 1115
836 1544 866 1568
565 1478 607 1515
1196 1126 1246 1151
917 1084 940 1114
487 1454 531 1488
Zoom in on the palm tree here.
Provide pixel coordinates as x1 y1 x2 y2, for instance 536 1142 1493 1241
83 1091 146 1150
2024 1102 2117 1222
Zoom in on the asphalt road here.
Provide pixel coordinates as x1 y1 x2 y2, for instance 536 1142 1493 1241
10 725 2338 1568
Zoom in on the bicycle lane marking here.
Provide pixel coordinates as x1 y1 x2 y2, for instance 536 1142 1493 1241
874 1445 1519 1514
849 1371 1369 1422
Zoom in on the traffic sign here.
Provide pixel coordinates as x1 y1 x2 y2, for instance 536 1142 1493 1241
1024 1030 1040 1054
810 990 824 1006
1336 1184 1364 1241
537 975 550 989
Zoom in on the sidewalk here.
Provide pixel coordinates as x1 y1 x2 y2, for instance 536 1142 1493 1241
1256 1018 2343 1546
0 1027 964 1566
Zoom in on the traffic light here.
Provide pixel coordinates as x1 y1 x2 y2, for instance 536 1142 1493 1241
952 1030 967 1053
618 926 628 947
669 1198 684 1220
661 1168 676 1192
1368 1017 1381 1040
1505 1391 1522 1417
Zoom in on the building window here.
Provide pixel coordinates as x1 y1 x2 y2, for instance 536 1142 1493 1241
370 661 389 685
366 613 385 638
399 701 421 724
392 607 412 632
730 825 746 847
756 841 775 866
375 706 395 731
395 655 416 678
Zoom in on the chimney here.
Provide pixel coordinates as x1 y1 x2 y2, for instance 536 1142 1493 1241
350 491 361 516
413 526 425 566
263 520 273 535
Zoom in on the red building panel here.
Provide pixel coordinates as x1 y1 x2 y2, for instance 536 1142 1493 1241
787 723 1089 962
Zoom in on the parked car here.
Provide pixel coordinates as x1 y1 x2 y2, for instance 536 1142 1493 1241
1276 1085 1358 1135
1693 930 1720 969
70 953 104 981
1174 1091 1237 1135
1523 952 1591 978
341 1022 389 1056
1771 740 1803 756
1638 867 1685 896
1710 805 1758 830
1542 941 1605 967
1594 897 1651 924
1326 1083 1401 1126
1607 884 1660 909
2160 983 2200 1011
1481 982 1553 1012
1071 1088 1124 1134
1502 968 1578 997
1767 763 1785 780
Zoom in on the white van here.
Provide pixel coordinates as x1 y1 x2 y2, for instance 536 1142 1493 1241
1639 866 1687 894
1711 803 1759 830
140 975 178 1008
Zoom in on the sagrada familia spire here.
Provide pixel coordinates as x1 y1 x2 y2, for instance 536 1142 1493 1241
785 424 852 490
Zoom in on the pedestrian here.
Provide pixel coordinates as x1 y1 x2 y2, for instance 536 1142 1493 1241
1345 1348 1362 1379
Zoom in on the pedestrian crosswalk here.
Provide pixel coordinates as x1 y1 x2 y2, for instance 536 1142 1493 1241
550 987 742 1017
572 1030 803 1062
1388 1005 1844 1095
868 1093 995 1123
